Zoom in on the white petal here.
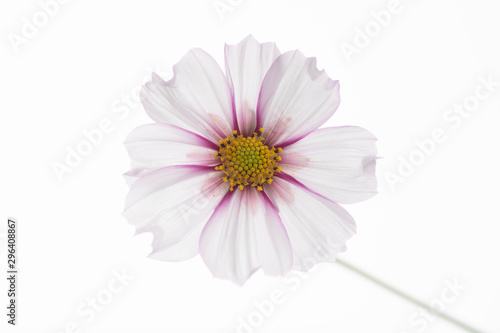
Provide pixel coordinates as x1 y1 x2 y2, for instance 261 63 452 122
264 176 356 271
141 48 236 143
256 50 340 147
225 35 281 136
199 188 292 285
123 165 229 261
123 168 150 187
124 123 219 186
280 126 377 204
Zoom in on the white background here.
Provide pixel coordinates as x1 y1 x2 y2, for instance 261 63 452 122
1 0 499 332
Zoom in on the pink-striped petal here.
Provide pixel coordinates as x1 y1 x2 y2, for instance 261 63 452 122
224 35 281 136
123 165 229 261
124 123 218 186
280 126 377 204
256 50 340 147
141 48 236 143
199 188 292 285
264 175 356 271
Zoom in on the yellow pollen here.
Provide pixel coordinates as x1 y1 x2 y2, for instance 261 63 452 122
215 128 282 191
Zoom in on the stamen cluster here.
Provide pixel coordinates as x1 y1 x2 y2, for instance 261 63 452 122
215 128 282 191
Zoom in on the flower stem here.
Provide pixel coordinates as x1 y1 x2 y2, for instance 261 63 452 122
335 258 484 333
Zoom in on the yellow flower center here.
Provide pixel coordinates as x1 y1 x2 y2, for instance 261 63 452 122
215 128 282 191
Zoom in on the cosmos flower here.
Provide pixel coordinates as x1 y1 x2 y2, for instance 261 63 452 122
123 36 377 285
